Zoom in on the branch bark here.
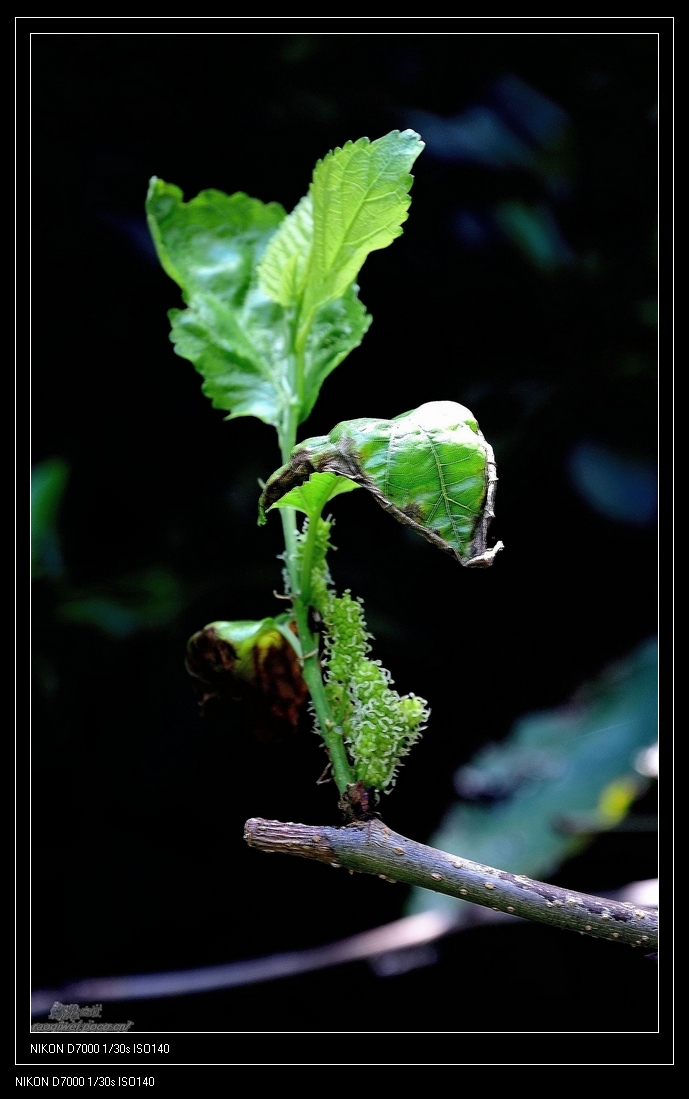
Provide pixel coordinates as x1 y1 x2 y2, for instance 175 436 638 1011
244 817 658 950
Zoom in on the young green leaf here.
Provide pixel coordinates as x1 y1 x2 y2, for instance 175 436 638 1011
298 130 424 336
257 193 313 309
149 133 423 433
260 401 504 567
266 470 360 522
258 130 423 329
257 130 421 421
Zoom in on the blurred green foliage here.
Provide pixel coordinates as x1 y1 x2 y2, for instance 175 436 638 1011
32 461 186 639
31 458 69 580
56 568 185 639
408 637 657 916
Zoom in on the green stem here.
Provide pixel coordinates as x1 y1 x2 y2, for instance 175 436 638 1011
276 313 353 795
293 598 354 795
278 381 301 596
297 507 321 609
294 322 308 413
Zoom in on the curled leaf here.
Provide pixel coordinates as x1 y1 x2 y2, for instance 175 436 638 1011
261 401 503 567
185 616 307 742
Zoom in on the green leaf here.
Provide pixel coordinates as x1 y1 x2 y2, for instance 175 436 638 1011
267 471 360 521
148 177 372 430
298 130 424 334
257 193 313 308
147 178 293 429
148 133 422 431
259 401 503 566
257 131 421 419
168 278 371 429
201 614 302 659
168 289 289 426
258 130 423 329
146 178 285 302
301 283 371 423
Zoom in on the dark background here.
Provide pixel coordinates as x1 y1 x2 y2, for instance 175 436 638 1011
30 29 660 1036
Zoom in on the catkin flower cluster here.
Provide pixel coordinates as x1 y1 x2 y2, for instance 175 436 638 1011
321 591 429 792
291 517 429 792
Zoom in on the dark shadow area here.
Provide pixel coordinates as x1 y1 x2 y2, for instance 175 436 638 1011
31 32 659 1034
